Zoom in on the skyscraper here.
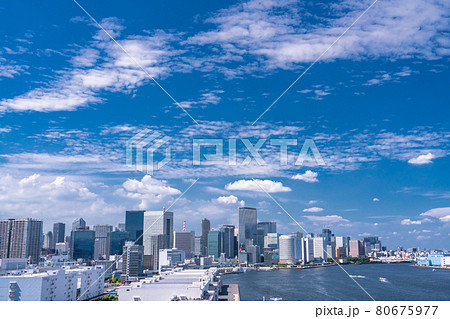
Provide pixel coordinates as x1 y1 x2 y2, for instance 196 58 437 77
220 225 235 258
43 231 53 250
238 207 257 251
257 221 277 234
107 231 130 256
125 210 145 245
194 236 203 257
208 230 222 259
72 218 86 231
143 210 173 270
71 228 95 261
349 240 365 258
0 218 43 264
201 218 210 256
52 223 65 249
93 224 113 260
173 230 195 258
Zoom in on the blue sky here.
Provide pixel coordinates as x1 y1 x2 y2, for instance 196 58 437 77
0 0 449 249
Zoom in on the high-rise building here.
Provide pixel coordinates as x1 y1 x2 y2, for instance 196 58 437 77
220 225 235 258
302 237 314 263
125 211 145 245
349 240 365 258
143 210 173 270
201 218 210 256
0 218 43 264
43 231 53 250
52 223 65 249
336 246 347 258
313 237 326 260
279 233 302 264
363 236 381 254
257 222 277 234
94 224 113 260
208 230 222 259
72 218 86 231
264 233 279 249
238 207 257 251
71 228 95 261
173 231 195 258
121 241 144 282
107 231 130 256
194 236 203 256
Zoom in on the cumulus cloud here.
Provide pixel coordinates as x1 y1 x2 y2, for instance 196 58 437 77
302 207 324 213
408 153 435 165
291 170 319 183
216 195 238 204
303 215 349 223
373 197 380 202
420 207 450 222
225 179 291 193
118 175 181 209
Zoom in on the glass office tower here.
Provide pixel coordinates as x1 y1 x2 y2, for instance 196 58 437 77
71 229 95 260
238 207 257 250
125 210 144 245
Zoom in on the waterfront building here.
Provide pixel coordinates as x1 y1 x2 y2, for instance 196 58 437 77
238 207 257 250
349 240 365 258
201 218 210 256
118 268 222 301
125 210 145 245
121 241 144 282
0 218 43 264
220 225 235 258
65 265 105 300
302 237 314 263
94 224 113 260
326 243 336 260
71 218 86 231
71 228 95 261
313 237 326 260
336 246 347 258
257 222 276 249
364 236 382 254
208 230 222 259
173 231 195 258
279 234 303 264
52 223 65 250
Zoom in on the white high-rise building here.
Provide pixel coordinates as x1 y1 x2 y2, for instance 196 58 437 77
143 210 174 270
279 234 302 264
313 237 326 260
302 237 314 263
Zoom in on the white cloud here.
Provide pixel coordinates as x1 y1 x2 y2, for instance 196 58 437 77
189 0 450 70
118 175 181 209
303 215 349 223
217 195 238 204
225 179 291 193
400 218 431 225
308 200 318 204
291 170 318 183
0 173 122 224
373 197 380 202
420 207 450 222
408 152 435 165
302 207 324 213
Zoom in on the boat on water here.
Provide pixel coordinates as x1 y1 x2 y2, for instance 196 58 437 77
270 296 283 301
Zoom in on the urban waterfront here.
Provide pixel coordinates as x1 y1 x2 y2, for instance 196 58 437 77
223 263 450 301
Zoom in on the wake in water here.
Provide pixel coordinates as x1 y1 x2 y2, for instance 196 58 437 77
379 277 389 283
349 275 366 278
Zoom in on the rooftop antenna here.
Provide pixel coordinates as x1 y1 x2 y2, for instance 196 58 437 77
163 207 166 212
183 220 186 231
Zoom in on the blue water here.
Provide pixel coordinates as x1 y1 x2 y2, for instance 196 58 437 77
223 264 450 301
